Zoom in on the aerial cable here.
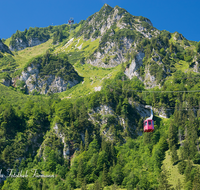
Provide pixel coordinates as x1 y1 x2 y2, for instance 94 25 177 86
145 105 153 120
106 85 200 93
133 102 200 111
156 76 200 81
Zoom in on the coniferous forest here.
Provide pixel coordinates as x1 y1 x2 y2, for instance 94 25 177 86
0 4 200 190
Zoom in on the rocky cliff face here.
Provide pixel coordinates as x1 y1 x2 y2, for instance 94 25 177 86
125 51 145 79
19 63 78 94
9 37 48 51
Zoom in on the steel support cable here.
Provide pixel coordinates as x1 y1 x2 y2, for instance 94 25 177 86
106 85 200 93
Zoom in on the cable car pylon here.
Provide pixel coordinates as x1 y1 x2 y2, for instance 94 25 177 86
68 17 74 32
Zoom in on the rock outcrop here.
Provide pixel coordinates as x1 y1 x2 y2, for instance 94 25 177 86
125 51 145 79
19 63 79 94
9 38 48 51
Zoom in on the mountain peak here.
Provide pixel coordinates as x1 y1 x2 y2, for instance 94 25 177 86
99 3 113 15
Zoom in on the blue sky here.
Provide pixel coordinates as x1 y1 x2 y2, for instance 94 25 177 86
1 0 200 42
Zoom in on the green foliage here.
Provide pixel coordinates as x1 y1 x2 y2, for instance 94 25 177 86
160 48 166 56
193 153 200 164
149 61 165 83
16 79 25 88
171 145 179 164
168 122 178 151
99 28 136 51
0 51 3 58
67 51 84 65
92 30 101 39
111 164 124 185
0 72 11 81
184 55 193 62
141 21 153 30
9 27 50 48
115 6 126 15
53 29 69 44
184 160 193 182
0 54 17 72
196 42 200 53
161 30 171 39
157 165 172 190
24 52 82 82
177 160 186 174
121 13 135 25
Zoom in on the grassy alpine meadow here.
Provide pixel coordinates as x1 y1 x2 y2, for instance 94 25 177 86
13 39 54 69
163 150 185 189
58 63 122 100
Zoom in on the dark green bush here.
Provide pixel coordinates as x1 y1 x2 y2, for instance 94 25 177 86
176 52 184 60
92 30 101 38
196 42 200 53
0 52 3 58
184 56 192 62
193 153 200 164
149 61 165 83
16 80 26 88
160 48 166 56
178 160 187 174
141 21 152 30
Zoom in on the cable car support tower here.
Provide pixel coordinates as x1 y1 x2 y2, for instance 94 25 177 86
68 17 74 32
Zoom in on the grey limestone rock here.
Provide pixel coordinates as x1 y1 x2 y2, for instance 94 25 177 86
9 37 48 51
19 64 78 94
124 51 145 79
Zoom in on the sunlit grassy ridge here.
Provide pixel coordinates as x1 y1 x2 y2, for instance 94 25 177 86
163 150 185 190
59 63 122 100
4 37 11 47
0 83 49 106
13 39 54 69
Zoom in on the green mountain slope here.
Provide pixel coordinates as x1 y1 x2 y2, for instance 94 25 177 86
0 3 200 190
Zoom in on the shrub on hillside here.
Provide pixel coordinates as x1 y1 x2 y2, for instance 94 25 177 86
178 160 186 174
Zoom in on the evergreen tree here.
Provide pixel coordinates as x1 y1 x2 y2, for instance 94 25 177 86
168 121 178 151
111 142 116 164
171 145 179 164
177 160 187 174
183 138 190 159
85 129 89 151
77 159 85 184
102 163 108 187
185 181 192 190
81 178 87 190
193 168 200 190
175 178 182 190
93 179 101 190
158 165 172 190
188 110 198 158
196 42 200 53
184 159 192 182
80 141 84 152
112 164 124 185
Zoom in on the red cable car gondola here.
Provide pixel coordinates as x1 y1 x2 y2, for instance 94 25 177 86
144 106 154 132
